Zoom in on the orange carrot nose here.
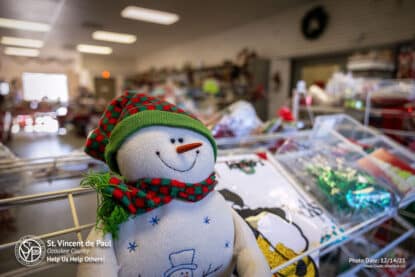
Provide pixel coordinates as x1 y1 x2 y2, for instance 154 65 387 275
176 142 202 154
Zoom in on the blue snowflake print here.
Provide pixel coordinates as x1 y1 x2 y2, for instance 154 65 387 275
127 241 137 252
203 216 211 224
149 216 160 226
225 241 231 248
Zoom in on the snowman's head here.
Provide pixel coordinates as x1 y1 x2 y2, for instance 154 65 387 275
84 93 217 183
116 126 215 183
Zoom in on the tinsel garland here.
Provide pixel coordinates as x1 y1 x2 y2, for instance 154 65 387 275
307 165 392 213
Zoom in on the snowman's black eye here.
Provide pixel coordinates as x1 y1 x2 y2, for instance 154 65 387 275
156 151 160 156
170 138 175 144
178 138 184 143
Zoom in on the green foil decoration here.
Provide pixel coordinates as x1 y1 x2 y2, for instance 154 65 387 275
307 165 391 212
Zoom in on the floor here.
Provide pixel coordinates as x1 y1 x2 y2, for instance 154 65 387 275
1 131 99 276
6 131 85 159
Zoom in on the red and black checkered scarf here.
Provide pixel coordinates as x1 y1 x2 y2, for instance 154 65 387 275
104 173 217 215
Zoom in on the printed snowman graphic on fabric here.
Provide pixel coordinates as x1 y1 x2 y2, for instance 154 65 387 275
219 189 320 277
164 249 197 277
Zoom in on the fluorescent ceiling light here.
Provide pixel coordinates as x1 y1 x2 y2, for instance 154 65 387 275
92 31 136 44
4 47 40 57
76 44 112 55
0 17 50 32
121 6 179 25
1 36 44 48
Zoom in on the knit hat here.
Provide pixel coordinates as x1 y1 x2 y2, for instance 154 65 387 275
85 92 217 174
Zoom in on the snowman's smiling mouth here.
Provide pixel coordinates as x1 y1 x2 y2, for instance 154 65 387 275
156 151 199 172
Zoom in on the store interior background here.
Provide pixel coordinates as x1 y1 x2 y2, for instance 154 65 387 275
1 0 414 125
0 0 415 276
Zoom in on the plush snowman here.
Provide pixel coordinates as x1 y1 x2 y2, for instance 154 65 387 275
78 92 270 277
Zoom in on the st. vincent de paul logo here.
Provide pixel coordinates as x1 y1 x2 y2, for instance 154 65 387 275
15 235 46 266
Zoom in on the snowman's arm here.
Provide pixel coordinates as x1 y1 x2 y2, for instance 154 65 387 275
231 209 272 277
77 227 119 277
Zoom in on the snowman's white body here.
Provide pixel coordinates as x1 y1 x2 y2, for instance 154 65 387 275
78 126 270 277
114 192 234 277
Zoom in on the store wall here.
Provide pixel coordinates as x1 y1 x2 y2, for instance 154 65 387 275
268 59 291 118
0 53 79 100
80 55 137 96
136 0 414 117
137 0 414 70
0 53 136 102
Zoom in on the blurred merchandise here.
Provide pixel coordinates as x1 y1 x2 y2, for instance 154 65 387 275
297 73 415 148
126 49 270 120
347 50 395 79
397 43 415 79
211 100 263 138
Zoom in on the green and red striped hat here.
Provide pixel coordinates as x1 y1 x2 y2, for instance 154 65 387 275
85 92 217 174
